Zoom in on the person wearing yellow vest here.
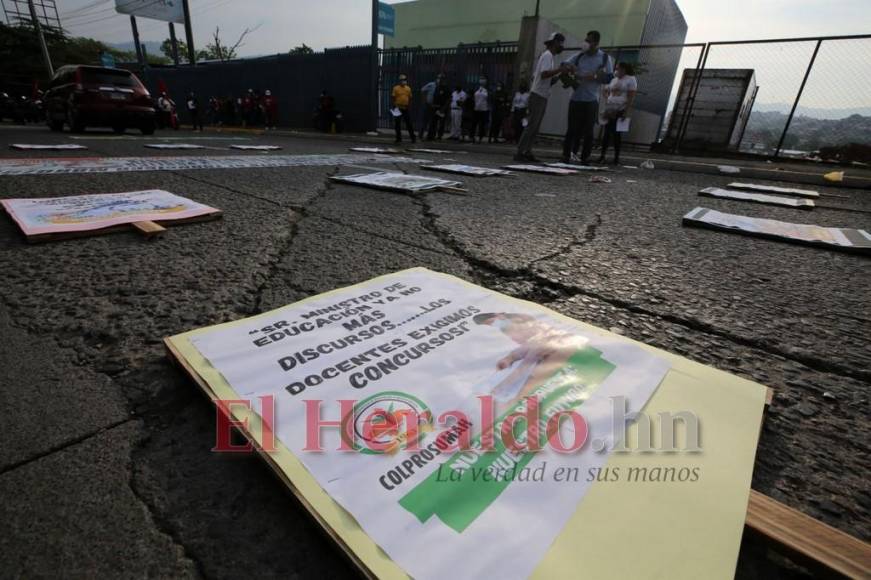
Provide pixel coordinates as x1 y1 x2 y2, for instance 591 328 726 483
391 74 416 144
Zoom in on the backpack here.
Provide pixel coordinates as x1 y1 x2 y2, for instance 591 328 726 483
573 50 613 84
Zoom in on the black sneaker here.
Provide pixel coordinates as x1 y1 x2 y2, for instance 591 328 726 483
513 154 526 162
525 154 541 163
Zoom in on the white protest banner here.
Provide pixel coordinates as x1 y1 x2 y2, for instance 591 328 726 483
183 268 670 580
545 162 609 172
683 207 871 254
1 190 219 236
504 165 578 175
115 0 184 23
699 188 814 210
144 143 206 149
0 154 426 176
330 172 463 193
728 183 820 199
350 147 402 154
422 164 513 177
10 144 88 150
230 145 282 151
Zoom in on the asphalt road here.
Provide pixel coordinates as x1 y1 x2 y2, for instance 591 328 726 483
0 123 868 578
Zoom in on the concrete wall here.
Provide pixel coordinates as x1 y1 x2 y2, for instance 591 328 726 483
387 0 650 49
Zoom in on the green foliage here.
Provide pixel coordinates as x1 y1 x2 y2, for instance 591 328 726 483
290 44 314 55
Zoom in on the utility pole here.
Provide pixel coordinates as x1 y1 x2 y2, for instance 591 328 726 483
169 22 180 66
130 15 144 67
370 0 379 131
535 0 541 17
27 0 53 77
182 0 196 65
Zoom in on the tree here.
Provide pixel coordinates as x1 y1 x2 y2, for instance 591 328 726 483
161 37 189 63
289 44 314 55
197 25 260 62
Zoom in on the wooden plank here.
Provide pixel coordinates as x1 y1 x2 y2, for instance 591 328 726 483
21 212 223 244
131 220 167 238
745 490 871 578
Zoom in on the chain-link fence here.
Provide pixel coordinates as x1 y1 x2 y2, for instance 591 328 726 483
668 34 871 162
377 34 871 163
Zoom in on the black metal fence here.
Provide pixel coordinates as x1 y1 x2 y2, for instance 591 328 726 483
139 45 374 132
377 43 518 132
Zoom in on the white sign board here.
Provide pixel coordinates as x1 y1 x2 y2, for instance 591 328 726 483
330 172 462 192
115 0 184 23
422 164 513 177
144 143 206 149
10 144 88 150
187 268 670 580
504 165 578 175
699 188 814 209
1 189 219 236
683 207 871 254
728 183 820 199
230 145 282 151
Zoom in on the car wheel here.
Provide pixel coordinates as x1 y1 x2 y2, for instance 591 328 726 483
112 125 126 134
67 107 85 133
140 121 156 136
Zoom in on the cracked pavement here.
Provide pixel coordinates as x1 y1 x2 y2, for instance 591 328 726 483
0 125 868 578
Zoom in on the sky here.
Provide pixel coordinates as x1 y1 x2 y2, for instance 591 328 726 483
39 0 871 57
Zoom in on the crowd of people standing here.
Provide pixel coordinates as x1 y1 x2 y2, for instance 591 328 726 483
392 29 637 163
156 88 281 131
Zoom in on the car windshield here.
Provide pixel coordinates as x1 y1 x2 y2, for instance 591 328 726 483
81 69 138 87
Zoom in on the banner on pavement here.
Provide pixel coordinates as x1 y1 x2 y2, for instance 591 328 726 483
422 164 513 177
144 143 206 149
699 188 815 210
166 268 769 580
1 190 220 236
683 207 871 254
0 154 425 176
230 145 282 151
10 144 88 150
728 183 819 199
330 172 462 192
504 165 578 175
115 0 184 23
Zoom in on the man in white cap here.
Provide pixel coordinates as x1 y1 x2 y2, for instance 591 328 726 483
515 32 567 162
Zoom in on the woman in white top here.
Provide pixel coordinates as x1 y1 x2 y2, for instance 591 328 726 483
471 77 490 144
598 62 637 165
510 82 531 144
449 86 467 140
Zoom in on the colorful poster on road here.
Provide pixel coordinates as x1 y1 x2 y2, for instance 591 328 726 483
422 164 513 177
1 190 220 236
144 143 206 149
683 207 871 254
728 183 819 199
504 165 578 175
175 268 670 580
0 154 426 176
9 144 88 150
699 188 815 209
230 145 282 151
330 172 463 192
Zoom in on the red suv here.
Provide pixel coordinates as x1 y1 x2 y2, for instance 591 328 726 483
45 65 156 134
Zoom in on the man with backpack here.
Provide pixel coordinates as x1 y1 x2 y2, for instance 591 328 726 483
562 30 613 164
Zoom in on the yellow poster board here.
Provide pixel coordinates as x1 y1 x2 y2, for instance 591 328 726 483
166 268 767 579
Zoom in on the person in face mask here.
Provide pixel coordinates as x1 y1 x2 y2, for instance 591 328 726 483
561 30 613 164
472 77 490 144
488 81 509 143
515 32 568 162
391 74 416 144
599 62 637 164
